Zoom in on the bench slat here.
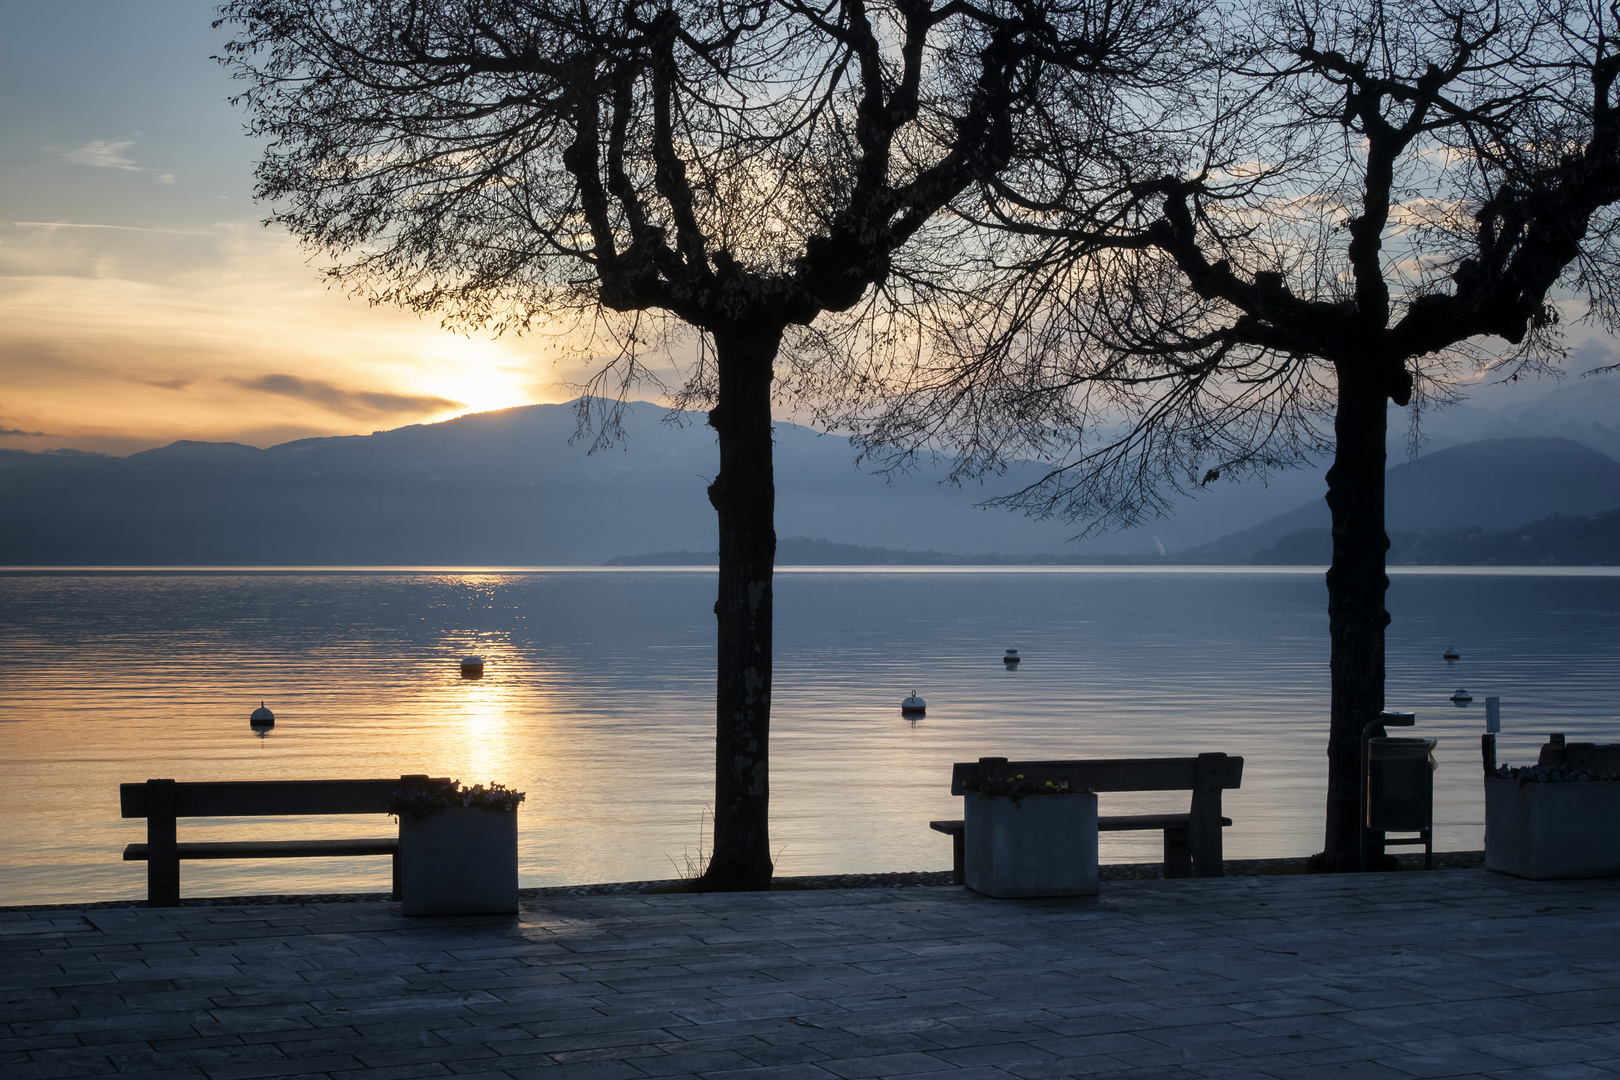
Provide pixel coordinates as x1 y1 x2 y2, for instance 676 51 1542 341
928 815 1231 837
120 778 448 818
1100 814 1233 831
124 839 399 861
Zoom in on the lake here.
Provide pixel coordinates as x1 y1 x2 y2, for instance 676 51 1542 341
2 566 1617 907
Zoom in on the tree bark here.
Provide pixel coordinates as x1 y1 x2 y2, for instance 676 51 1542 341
697 321 781 890
1321 370 1391 871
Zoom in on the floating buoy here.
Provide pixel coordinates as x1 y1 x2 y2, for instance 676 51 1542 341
1003 648 1021 664
460 655 485 678
1450 688 1473 703
901 691 926 716
249 701 274 736
1443 645 1460 660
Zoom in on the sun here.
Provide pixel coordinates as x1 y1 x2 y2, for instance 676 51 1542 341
408 334 544 417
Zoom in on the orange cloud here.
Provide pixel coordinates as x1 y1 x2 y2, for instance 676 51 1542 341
0 221 589 453
226 374 463 418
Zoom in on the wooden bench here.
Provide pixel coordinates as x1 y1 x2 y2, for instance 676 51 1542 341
931 753 1243 883
121 775 446 907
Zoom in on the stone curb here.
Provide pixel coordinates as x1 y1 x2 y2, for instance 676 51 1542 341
0 850 1485 912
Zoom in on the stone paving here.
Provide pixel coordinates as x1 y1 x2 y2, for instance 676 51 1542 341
3 870 1619 1080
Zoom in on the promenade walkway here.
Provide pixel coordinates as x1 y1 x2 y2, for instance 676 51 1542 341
3 870 1618 1080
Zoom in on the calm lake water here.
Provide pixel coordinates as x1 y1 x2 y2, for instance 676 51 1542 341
2 566 1617 906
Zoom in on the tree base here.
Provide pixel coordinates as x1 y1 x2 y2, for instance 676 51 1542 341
691 869 773 892
1305 849 1399 873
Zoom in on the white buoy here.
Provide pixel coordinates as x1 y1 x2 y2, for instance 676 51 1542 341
249 701 274 736
1443 645 1460 660
1003 648 1021 664
1450 687 1472 703
901 691 926 715
460 655 485 677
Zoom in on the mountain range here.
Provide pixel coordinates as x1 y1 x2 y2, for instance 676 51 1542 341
2 379 1617 565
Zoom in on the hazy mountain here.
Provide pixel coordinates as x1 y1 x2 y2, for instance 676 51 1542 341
1183 437 1620 563
0 401 1097 565
6 396 1618 567
1499 372 1620 462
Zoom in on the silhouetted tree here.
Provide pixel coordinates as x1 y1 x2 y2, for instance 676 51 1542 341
845 0 1620 870
217 0 1203 888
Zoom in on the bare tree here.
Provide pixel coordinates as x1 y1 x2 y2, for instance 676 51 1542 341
216 0 1203 888
845 0 1620 870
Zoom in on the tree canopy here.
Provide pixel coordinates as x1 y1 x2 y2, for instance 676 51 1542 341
218 0 1206 887
842 0 1620 868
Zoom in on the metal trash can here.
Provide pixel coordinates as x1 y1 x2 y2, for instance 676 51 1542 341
1367 737 1435 832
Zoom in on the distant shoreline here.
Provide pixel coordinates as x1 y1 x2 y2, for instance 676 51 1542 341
4 564 1620 576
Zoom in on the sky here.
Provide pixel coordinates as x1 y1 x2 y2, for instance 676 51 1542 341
0 0 589 455
1 1 1612 458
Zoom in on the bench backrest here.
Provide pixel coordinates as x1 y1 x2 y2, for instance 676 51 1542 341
120 776 449 819
950 754 1243 796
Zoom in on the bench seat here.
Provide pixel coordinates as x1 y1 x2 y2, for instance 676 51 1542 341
122 838 402 898
941 755 1243 883
120 776 444 905
123 838 398 861
930 810 1234 885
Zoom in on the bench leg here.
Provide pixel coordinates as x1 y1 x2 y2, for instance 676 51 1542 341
951 832 964 886
391 851 402 901
146 779 180 907
1189 753 1226 877
1163 827 1192 878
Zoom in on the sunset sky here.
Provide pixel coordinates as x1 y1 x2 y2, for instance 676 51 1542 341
0 0 588 455
2 1 1611 458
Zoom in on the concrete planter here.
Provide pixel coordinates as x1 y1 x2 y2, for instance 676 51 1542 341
1484 776 1620 880
964 791 1098 898
400 807 519 915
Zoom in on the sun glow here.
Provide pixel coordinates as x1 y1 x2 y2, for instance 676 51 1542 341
408 336 545 419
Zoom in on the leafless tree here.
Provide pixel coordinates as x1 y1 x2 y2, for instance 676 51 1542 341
844 0 1620 870
216 0 1205 888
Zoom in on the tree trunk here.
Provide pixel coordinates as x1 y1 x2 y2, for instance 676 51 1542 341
1321 372 1390 871
697 321 781 891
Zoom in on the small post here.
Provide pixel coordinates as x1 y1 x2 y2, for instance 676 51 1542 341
146 779 180 907
1482 696 1500 775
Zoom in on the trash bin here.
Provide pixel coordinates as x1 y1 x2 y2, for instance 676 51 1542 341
1367 737 1435 832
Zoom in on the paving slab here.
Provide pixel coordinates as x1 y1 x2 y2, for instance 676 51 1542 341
2 871 1619 1079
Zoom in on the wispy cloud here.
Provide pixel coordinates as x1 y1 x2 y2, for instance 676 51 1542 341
64 139 141 171
60 140 175 184
0 427 48 437
228 374 464 418
13 221 208 234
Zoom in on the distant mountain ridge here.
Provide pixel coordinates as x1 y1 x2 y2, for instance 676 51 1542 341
1180 437 1620 563
0 400 1089 565
4 405 1617 567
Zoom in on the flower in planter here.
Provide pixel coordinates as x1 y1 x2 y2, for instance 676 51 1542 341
1494 764 1620 785
962 771 1085 799
386 780 526 822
